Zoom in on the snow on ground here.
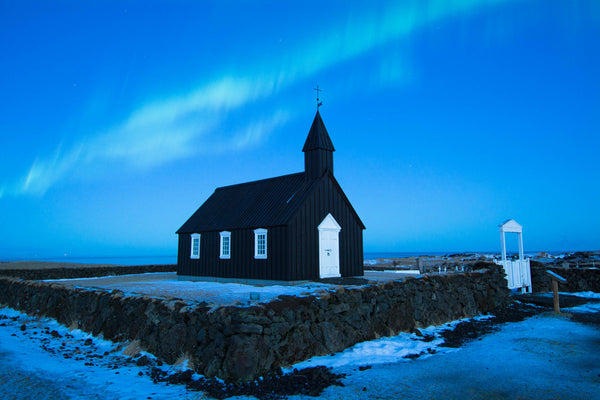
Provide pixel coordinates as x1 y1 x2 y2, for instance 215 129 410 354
382 269 420 274
1 292 599 399
0 308 204 400
299 314 600 400
288 296 600 400
567 291 600 299
47 271 419 306
291 316 491 370
47 272 339 307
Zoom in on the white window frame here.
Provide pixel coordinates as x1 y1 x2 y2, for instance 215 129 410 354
220 231 231 259
254 228 267 259
190 233 200 259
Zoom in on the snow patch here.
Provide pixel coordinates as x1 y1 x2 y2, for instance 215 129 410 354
382 269 420 274
291 315 492 370
47 272 337 307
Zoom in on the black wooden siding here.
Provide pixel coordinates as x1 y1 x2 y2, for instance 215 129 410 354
304 150 333 181
177 226 290 280
287 175 364 280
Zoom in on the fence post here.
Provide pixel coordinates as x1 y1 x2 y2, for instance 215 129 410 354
546 270 567 314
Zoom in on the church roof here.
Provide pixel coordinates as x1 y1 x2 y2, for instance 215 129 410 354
177 172 315 233
302 110 335 152
177 170 364 233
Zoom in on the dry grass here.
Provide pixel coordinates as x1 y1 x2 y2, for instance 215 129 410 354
122 339 144 356
68 320 80 331
174 352 195 370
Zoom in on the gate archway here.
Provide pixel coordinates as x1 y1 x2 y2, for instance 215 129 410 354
496 219 532 293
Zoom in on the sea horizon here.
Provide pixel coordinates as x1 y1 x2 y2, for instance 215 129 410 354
0 250 581 266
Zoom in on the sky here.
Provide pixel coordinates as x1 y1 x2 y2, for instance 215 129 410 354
1 0 599 259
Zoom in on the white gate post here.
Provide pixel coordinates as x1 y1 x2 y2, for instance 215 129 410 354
518 231 524 261
500 229 507 261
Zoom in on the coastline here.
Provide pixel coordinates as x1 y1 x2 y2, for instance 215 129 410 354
1 250 597 271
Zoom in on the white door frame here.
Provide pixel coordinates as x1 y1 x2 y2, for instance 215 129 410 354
318 213 341 278
497 219 532 293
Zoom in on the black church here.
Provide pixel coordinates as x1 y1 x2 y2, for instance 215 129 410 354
176 110 364 282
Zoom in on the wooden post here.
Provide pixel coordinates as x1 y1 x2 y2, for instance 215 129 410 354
552 280 560 313
546 270 567 314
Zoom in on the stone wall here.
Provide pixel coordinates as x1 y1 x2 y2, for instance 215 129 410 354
0 264 176 280
530 261 600 292
0 263 510 381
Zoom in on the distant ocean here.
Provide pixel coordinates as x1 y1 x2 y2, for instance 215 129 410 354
364 251 471 259
2 255 178 266
4 252 460 265
2 251 568 265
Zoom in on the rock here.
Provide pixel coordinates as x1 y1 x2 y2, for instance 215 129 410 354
223 334 272 381
331 303 350 314
232 323 263 335
269 321 291 337
159 323 187 359
196 328 207 343
136 355 152 366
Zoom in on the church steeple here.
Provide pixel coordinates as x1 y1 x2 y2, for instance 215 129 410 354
303 110 335 180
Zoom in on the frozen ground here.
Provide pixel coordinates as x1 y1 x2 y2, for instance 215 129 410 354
46 271 418 306
1 293 599 399
47 272 336 306
291 306 600 399
0 307 202 400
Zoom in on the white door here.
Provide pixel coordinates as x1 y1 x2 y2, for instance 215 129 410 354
318 214 341 278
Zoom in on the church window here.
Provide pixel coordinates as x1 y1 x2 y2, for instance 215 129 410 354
254 229 267 259
220 231 231 259
190 233 200 259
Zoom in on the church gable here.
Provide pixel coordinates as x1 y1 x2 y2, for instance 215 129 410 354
285 172 365 280
287 172 364 231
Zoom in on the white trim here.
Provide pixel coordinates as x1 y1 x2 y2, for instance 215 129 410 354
499 219 522 233
190 233 200 259
220 231 231 259
254 228 267 259
499 219 525 261
318 213 342 231
318 214 341 278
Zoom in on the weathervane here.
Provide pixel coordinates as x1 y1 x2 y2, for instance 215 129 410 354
314 85 323 109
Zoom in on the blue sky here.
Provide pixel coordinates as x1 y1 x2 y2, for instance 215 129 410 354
1 0 598 259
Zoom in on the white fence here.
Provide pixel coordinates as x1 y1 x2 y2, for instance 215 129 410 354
495 259 532 293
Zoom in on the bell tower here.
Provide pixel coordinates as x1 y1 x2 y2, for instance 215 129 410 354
302 110 335 180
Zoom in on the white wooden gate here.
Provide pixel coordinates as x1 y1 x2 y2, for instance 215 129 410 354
496 219 532 293
495 259 532 293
